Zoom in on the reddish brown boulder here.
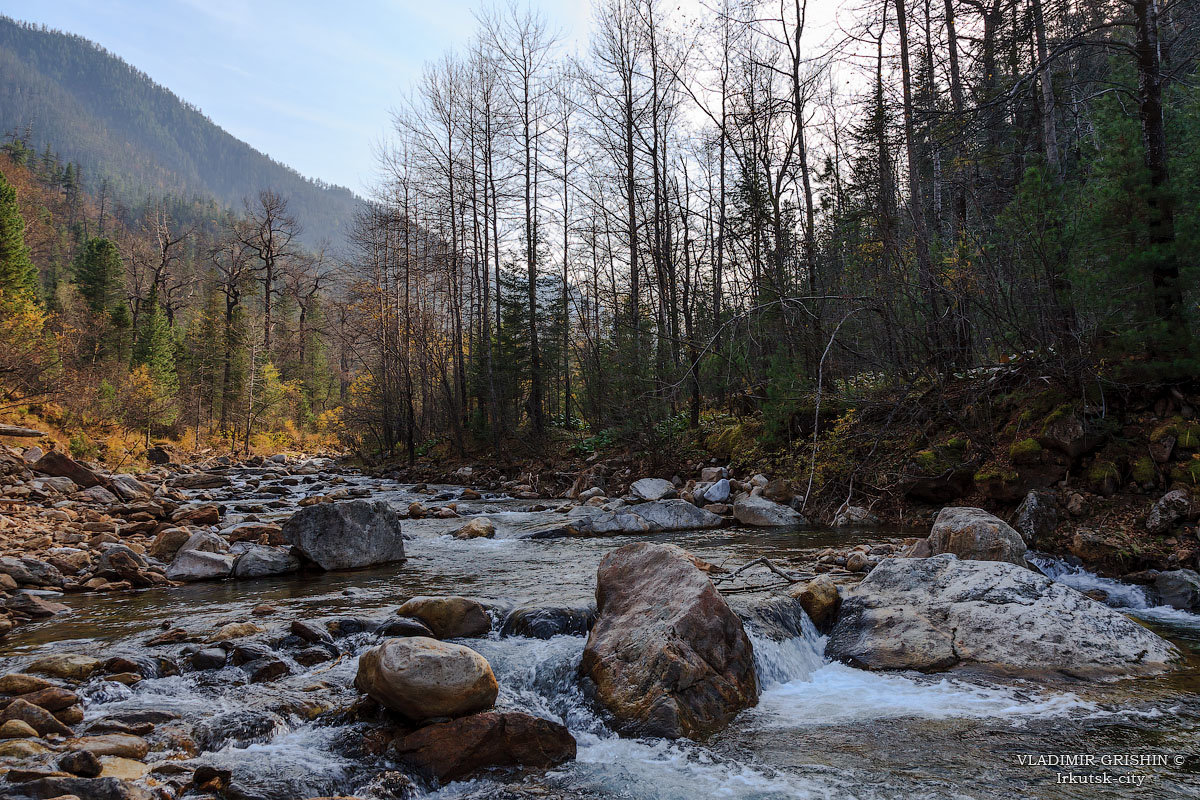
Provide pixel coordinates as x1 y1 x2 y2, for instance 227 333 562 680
391 711 575 782
579 543 757 740
33 450 102 488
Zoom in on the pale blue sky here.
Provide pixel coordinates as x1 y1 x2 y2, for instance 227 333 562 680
1 0 592 195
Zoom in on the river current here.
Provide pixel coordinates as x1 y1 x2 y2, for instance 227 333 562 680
3 469 1199 799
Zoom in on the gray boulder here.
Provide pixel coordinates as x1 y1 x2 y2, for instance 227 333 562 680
109 474 154 501
630 477 676 501
170 473 232 490
1147 489 1191 535
1154 569 1200 611
77 485 119 505
733 495 806 527
634 500 723 531
233 545 301 579
701 479 730 503
827 554 1176 677
281 500 406 570
567 506 652 535
927 506 1027 566
166 549 234 581
1012 491 1058 545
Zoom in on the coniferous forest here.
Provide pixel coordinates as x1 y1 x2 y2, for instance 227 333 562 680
2 1 1199 490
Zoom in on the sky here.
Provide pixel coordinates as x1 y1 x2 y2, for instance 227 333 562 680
0 0 595 196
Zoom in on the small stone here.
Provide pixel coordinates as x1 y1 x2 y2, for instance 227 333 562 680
58 749 103 777
0 718 39 738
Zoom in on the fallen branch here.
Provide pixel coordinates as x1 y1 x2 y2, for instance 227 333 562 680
710 557 806 585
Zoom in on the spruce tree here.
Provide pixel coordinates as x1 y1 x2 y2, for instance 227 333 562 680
73 237 123 314
0 169 38 298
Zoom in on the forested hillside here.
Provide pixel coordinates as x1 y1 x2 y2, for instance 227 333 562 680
0 16 360 247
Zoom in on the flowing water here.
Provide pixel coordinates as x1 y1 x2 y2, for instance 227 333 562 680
3 469 1200 799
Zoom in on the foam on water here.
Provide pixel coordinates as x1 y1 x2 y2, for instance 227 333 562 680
1030 553 1200 632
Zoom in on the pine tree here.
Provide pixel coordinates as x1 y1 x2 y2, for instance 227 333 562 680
0 169 38 299
73 237 123 314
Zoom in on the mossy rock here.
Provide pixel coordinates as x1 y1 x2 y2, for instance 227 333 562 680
1086 460 1121 496
1131 456 1156 486
1009 438 1043 465
975 467 1022 501
1171 460 1200 485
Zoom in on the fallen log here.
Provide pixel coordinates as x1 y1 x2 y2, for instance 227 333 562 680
0 424 47 438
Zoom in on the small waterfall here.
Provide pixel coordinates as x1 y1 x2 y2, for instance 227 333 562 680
1030 553 1200 631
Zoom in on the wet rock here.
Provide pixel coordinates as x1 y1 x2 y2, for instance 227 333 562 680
789 575 841 633
0 718 39 738
232 544 300 578
7 591 70 618
500 606 593 639
453 516 495 540
565 506 652 535
1012 491 1058 545
1 698 73 737
733 495 806 527
206 621 264 642
827 554 1177 677
580 542 757 740
281 500 406 571
395 596 491 639
33 450 102 488
1147 489 1191 535
11 776 153 800
290 619 334 644
325 617 383 637
67 733 150 759
243 657 290 683
846 552 870 572
630 477 676 501
354 636 498 722
190 648 227 670
59 748 103 777
832 506 879 528
392 710 576 783
192 709 284 751
1154 569 1200 611
634 500 724 531
26 653 102 681
925 507 1027 566
293 645 338 666
166 549 234 581
0 738 50 757
378 617 435 638
0 673 53 694
223 522 284 544
19 686 79 712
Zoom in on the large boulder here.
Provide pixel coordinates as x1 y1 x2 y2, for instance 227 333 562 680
579 543 757 740
500 606 593 639
108 474 153 501
391 711 575 782
33 450 102 488
395 596 491 638
926 507 1027 566
1154 569 1200 611
733 495 806 527
827 555 1177 677
701 479 731 503
354 637 498 721
630 477 676 501
170 473 232 490
1147 489 1191 535
831 506 879 528
281 500 406 571
566 506 652 535
633 499 723 531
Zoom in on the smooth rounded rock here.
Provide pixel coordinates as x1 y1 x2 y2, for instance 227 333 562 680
354 636 498 722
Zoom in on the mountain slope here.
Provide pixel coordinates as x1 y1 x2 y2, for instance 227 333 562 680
0 16 360 247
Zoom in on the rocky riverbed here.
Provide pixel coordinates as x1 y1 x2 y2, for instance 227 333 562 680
1 451 1199 799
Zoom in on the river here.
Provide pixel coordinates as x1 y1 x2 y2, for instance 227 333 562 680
3 469 1199 799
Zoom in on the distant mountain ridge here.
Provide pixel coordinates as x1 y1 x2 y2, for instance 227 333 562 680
0 15 361 247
